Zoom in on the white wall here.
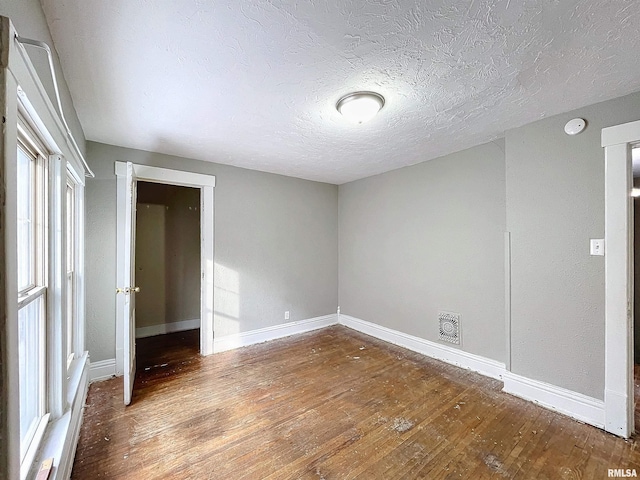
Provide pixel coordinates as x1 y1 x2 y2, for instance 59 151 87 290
85 141 339 361
338 140 506 362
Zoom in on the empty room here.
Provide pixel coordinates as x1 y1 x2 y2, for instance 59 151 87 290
2 1 640 479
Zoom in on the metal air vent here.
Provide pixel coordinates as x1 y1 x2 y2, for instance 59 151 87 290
439 311 461 345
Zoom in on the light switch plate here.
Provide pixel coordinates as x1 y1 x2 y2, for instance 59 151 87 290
590 239 604 256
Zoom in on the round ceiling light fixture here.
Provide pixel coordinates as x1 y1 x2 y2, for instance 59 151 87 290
336 91 385 124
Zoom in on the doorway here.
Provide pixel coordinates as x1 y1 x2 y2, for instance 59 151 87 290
115 162 215 405
603 120 640 438
135 182 201 373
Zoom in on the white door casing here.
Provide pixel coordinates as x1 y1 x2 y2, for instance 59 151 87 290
602 119 640 438
115 162 216 402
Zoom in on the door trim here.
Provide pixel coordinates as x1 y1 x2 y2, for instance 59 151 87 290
115 162 216 371
602 119 640 437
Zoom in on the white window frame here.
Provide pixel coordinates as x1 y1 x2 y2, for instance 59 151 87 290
65 163 85 370
2 18 90 480
16 116 51 478
14 73 86 480
65 178 75 369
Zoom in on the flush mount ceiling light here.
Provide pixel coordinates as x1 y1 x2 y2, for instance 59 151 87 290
336 91 385 124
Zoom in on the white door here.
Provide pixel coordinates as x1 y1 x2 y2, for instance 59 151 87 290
123 162 138 405
115 161 216 377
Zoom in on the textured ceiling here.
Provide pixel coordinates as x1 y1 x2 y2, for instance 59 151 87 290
41 0 640 184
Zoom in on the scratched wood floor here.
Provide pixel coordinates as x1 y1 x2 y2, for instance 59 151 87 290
72 326 640 479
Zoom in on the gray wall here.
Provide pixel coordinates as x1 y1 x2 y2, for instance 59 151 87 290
135 203 167 330
0 1 85 154
338 90 640 401
338 140 506 362
164 186 201 325
505 91 640 400
85 179 116 361
85 141 339 362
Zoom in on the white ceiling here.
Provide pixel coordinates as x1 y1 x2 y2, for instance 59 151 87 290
41 1 640 184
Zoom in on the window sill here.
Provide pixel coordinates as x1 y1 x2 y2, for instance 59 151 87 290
20 413 50 480
66 354 87 407
28 352 89 480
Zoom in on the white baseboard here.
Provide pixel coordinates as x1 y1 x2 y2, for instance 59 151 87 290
136 318 200 338
89 358 117 383
339 314 506 381
214 314 338 353
503 371 605 428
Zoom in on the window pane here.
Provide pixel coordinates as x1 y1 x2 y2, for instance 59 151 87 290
18 295 44 458
66 183 74 273
17 146 34 291
66 181 75 366
67 272 74 365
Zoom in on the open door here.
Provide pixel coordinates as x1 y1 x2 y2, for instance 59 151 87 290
123 162 138 405
115 161 216 389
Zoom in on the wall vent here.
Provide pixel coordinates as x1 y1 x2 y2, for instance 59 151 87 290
439 311 461 345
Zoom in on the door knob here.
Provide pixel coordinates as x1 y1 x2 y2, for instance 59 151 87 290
116 287 140 294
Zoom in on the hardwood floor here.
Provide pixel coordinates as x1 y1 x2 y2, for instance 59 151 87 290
73 327 640 479
636 364 640 435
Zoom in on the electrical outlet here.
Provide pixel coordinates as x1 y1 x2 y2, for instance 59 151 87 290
590 239 604 256
285 311 290 320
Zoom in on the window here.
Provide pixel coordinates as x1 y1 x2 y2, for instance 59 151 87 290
16 129 48 465
8 35 91 480
66 179 75 367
